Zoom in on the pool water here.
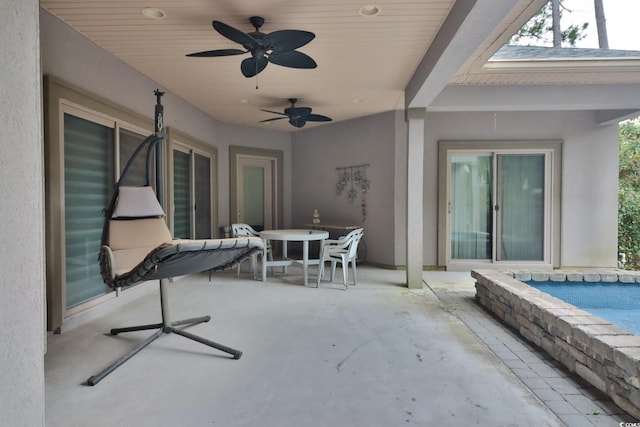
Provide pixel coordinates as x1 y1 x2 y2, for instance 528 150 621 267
526 281 640 336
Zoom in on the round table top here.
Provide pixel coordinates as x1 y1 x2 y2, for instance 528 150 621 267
259 229 329 241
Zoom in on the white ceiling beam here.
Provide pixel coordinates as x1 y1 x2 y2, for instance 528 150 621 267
405 0 525 109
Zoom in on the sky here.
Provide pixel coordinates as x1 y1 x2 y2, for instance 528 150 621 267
560 0 640 50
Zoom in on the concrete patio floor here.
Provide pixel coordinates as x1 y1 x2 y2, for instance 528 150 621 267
45 266 635 426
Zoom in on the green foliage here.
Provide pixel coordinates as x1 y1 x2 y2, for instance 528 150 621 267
618 119 640 269
509 0 588 47
562 22 589 46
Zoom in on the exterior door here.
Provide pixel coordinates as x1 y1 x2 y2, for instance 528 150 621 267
447 150 550 266
236 156 274 231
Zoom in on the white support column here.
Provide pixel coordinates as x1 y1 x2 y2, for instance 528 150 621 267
406 108 426 289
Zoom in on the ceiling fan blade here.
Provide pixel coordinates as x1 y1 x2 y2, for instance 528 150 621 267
289 117 307 128
260 117 287 123
186 49 247 57
241 57 268 77
306 114 332 122
268 50 317 69
212 21 259 49
265 30 315 53
260 109 288 116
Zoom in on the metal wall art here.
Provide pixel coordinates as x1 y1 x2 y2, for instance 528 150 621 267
335 163 370 202
335 163 370 222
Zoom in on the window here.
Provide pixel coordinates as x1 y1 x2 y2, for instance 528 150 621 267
45 78 182 332
45 78 219 332
60 107 151 312
63 113 114 308
168 129 217 240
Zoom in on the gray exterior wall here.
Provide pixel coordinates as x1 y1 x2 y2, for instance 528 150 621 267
424 110 619 268
290 108 620 270
1 1 46 425
291 111 404 267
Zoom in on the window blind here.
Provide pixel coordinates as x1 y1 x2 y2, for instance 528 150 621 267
64 113 113 308
194 153 212 239
173 150 191 239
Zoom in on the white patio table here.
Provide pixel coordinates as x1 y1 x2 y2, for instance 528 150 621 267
259 229 329 287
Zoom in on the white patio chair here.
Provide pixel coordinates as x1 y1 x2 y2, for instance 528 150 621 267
316 228 364 289
232 223 273 278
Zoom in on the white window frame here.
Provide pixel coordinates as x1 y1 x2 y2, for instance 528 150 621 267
45 77 164 332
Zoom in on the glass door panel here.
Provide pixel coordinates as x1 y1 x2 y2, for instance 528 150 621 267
450 155 493 260
242 166 265 231
236 155 273 232
64 113 113 308
119 128 152 187
194 153 212 239
497 154 545 261
173 150 191 239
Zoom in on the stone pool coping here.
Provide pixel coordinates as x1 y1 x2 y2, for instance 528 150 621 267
473 269 640 420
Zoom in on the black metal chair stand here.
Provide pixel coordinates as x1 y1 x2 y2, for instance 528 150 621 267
86 278 242 386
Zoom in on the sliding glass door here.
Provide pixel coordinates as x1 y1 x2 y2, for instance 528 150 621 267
63 114 113 308
63 113 149 309
172 145 214 239
448 151 549 265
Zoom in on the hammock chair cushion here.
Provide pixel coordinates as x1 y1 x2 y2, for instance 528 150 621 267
99 186 263 288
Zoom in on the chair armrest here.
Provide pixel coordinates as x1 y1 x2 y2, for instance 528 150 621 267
321 238 350 250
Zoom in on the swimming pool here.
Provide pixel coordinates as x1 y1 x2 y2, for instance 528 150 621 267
526 281 640 336
473 269 640 420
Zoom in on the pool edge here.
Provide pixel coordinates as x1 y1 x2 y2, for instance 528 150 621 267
473 269 640 420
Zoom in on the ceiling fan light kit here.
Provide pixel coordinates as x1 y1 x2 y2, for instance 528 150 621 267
186 16 317 78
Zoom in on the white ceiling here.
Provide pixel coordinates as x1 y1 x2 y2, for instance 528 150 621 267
41 0 459 131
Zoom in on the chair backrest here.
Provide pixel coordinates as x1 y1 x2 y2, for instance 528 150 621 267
105 186 173 274
345 228 364 260
232 223 259 238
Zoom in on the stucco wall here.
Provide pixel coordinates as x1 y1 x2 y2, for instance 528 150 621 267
1 1 46 425
291 112 400 266
424 110 620 268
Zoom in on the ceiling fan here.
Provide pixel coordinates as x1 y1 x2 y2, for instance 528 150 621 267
186 16 317 78
260 98 332 128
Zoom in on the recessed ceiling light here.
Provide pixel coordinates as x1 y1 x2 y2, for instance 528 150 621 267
358 5 381 17
352 98 364 103
141 7 167 20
